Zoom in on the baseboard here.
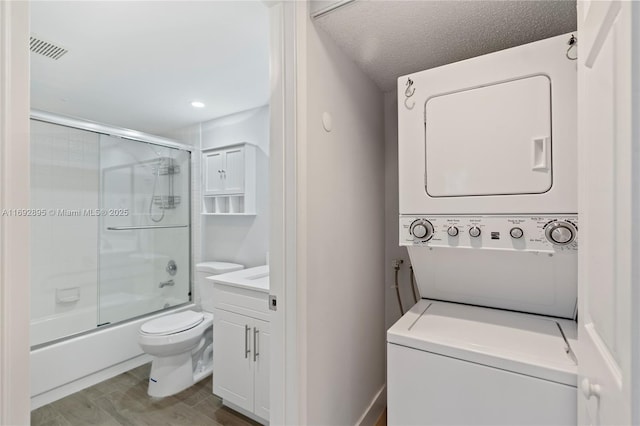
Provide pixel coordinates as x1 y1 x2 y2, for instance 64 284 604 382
356 385 386 426
31 354 152 410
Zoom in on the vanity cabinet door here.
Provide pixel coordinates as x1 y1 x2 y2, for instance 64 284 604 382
213 308 254 412
253 319 270 421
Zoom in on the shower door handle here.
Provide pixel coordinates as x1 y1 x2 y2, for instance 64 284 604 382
244 325 251 358
253 327 259 362
159 279 175 288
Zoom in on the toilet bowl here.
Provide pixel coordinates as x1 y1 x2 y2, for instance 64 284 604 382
139 310 213 397
138 261 244 397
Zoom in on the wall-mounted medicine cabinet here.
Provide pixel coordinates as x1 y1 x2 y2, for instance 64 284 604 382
202 143 256 215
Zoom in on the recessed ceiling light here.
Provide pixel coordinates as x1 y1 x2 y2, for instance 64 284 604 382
191 101 205 108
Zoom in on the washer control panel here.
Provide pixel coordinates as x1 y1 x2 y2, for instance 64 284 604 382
400 215 578 252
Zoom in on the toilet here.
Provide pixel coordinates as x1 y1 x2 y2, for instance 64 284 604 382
138 261 244 397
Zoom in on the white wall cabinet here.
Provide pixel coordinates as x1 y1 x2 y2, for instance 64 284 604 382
202 143 256 215
213 281 270 424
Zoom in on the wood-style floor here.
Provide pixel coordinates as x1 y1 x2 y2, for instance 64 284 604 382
31 363 261 426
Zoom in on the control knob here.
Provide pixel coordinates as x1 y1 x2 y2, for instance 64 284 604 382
510 227 524 239
447 226 459 237
545 221 577 246
410 219 434 241
469 226 481 238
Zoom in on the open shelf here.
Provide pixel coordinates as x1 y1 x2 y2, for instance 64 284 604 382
202 194 255 215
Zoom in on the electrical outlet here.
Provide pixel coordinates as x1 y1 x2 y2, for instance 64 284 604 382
392 259 404 269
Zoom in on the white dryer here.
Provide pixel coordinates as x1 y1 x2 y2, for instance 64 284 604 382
398 33 577 215
389 33 578 426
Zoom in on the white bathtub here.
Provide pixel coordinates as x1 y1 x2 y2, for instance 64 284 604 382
31 291 185 346
31 304 98 348
30 302 195 409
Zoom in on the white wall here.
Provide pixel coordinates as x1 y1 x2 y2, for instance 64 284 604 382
163 106 269 310
383 90 416 331
301 15 386 425
200 106 270 268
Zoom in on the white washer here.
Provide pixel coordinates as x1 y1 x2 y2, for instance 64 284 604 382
387 300 577 426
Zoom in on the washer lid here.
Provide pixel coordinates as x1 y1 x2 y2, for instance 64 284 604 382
141 310 204 335
387 299 578 386
196 261 244 274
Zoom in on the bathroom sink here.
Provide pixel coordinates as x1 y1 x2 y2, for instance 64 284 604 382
207 265 269 293
247 272 269 280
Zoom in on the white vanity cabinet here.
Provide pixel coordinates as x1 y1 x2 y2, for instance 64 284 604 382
201 143 256 215
213 310 270 419
210 267 270 424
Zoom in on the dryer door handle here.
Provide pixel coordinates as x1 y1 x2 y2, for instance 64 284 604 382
532 137 551 171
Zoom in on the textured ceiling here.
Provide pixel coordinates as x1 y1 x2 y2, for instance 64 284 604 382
31 1 270 135
314 0 577 91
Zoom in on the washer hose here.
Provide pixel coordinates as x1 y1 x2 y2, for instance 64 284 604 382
394 264 405 315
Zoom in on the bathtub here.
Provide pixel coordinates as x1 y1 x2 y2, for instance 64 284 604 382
31 291 185 346
31 301 195 409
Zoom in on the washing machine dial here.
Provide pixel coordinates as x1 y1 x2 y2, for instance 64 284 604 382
545 221 577 246
410 219 434 241
469 226 481 238
510 227 524 239
447 226 459 237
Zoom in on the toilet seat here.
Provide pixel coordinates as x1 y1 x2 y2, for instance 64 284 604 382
138 312 213 353
140 310 204 335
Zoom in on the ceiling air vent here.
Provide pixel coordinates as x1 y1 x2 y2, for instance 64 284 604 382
30 35 68 60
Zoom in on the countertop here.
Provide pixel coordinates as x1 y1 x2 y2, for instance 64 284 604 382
206 265 269 293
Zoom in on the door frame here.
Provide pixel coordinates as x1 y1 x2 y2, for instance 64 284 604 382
627 1 640 421
0 1 302 424
0 1 31 424
633 6 640 420
268 1 303 424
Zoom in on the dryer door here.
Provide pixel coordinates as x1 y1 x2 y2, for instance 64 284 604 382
425 75 552 197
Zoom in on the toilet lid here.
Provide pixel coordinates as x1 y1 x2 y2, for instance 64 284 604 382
141 310 204 335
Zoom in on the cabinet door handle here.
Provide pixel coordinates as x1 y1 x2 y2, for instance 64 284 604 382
253 327 259 362
245 325 251 358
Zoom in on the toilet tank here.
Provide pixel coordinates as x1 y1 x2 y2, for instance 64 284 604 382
196 261 244 312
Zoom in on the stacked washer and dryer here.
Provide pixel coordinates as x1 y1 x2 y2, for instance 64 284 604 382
388 34 579 425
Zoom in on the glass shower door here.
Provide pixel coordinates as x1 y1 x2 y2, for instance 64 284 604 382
98 135 190 326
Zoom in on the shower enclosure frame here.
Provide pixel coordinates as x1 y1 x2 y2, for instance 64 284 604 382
30 109 196 344
31 109 193 151
29 109 200 409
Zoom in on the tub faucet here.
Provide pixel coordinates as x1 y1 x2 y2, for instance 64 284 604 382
159 279 175 288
